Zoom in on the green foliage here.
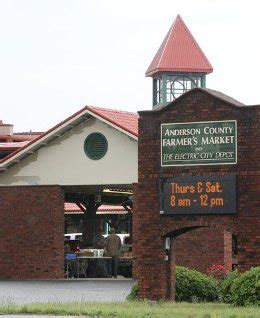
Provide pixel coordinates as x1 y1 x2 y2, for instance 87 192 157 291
220 270 240 303
175 266 219 302
231 266 260 306
127 267 219 302
127 266 260 307
126 283 139 301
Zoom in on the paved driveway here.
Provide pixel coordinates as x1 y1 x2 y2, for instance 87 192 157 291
0 279 134 304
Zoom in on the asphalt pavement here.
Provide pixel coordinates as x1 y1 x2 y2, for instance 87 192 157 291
0 278 134 305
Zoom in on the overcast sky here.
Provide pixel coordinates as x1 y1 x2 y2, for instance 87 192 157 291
0 0 259 132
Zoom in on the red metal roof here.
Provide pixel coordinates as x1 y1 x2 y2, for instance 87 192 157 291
0 105 138 165
13 132 43 141
145 15 213 77
65 203 127 214
0 141 29 151
86 106 138 137
0 133 41 143
0 132 42 153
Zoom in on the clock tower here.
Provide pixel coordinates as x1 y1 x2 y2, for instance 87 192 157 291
146 15 213 108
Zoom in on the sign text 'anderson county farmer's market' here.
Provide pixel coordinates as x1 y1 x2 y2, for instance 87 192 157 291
161 120 237 166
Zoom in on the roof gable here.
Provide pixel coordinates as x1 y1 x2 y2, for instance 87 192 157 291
85 106 138 137
0 116 138 186
145 15 213 76
0 105 138 171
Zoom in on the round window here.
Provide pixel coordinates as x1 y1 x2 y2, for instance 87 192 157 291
84 132 108 160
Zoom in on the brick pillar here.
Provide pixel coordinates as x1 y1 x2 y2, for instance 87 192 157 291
224 230 233 271
132 183 138 280
0 185 64 279
237 175 260 272
133 182 167 300
166 237 175 300
137 235 167 300
237 217 260 272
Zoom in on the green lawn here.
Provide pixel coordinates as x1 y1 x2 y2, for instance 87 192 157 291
0 301 259 318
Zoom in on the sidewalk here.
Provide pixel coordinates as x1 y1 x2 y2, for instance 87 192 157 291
0 279 134 305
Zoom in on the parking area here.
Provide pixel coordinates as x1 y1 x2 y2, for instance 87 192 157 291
0 279 134 304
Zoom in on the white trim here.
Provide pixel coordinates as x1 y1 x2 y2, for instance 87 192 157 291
161 120 237 167
161 162 237 167
0 112 88 168
0 108 138 171
85 109 138 141
162 119 236 126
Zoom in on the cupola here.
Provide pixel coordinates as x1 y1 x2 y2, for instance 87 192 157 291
146 15 213 108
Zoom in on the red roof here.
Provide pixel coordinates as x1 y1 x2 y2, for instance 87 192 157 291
65 203 127 214
0 105 138 165
0 141 29 151
0 133 41 143
13 132 43 141
0 132 42 153
145 15 213 76
86 106 138 137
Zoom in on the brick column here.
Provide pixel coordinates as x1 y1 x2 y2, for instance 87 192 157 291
133 182 167 300
224 230 233 271
132 183 138 280
165 237 175 300
237 175 260 272
237 218 260 271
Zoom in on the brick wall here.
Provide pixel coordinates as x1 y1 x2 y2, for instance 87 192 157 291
174 228 229 273
0 185 64 279
133 88 260 300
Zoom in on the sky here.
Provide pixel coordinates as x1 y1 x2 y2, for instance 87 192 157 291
0 0 260 132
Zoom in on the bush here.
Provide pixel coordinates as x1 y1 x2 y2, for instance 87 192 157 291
231 266 260 306
220 270 240 303
208 264 227 280
256 281 260 301
127 267 260 305
175 266 219 302
126 283 139 301
127 267 219 302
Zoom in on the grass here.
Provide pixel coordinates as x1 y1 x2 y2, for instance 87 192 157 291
0 301 259 318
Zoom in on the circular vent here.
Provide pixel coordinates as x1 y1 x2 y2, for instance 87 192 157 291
84 133 108 160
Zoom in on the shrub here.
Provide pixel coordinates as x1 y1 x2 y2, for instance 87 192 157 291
126 283 139 301
256 281 260 300
127 267 224 302
175 266 219 302
231 266 260 306
208 264 227 280
220 270 240 303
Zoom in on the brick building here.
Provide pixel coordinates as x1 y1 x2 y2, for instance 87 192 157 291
0 15 259 284
0 106 138 278
134 87 260 299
